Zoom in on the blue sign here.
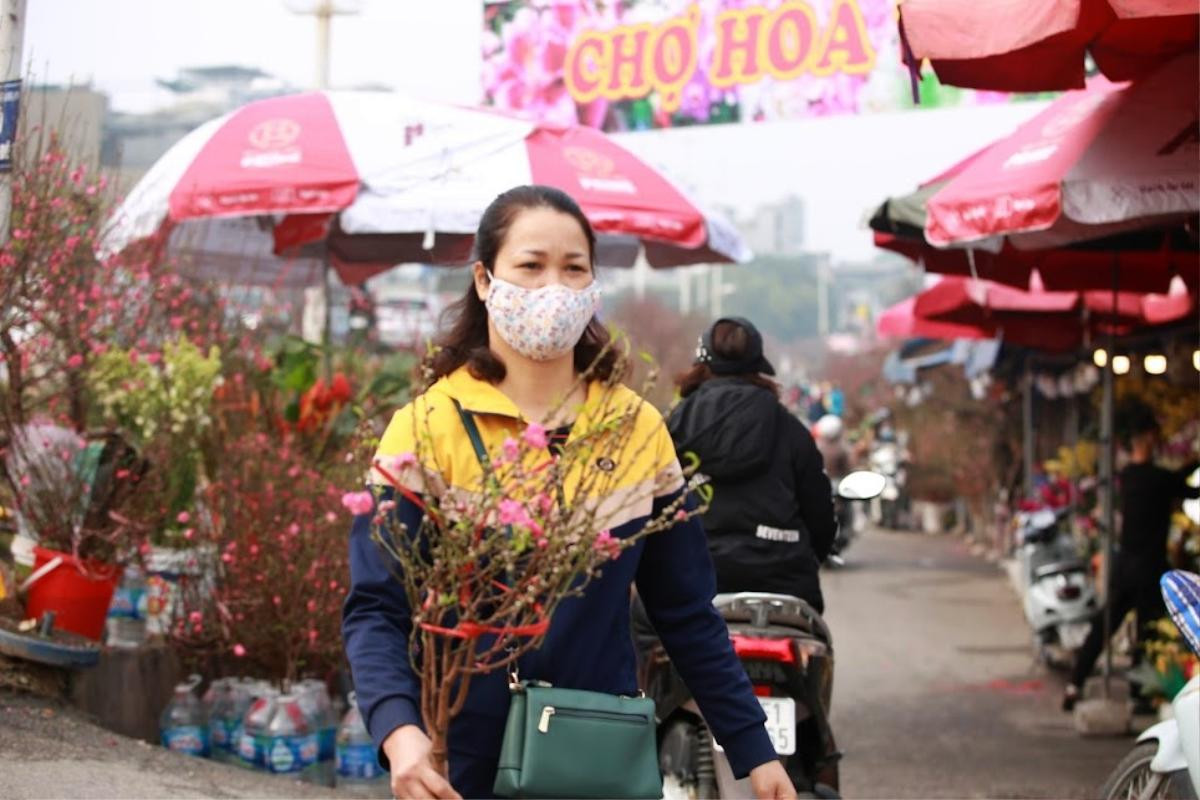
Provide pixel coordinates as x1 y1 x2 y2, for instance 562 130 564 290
0 79 20 172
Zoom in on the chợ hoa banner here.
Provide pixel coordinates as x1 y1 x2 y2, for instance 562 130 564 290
482 0 1036 131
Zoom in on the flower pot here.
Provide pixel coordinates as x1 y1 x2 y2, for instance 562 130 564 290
24 546 120 640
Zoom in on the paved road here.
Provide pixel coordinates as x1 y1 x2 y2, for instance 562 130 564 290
823 526 1137 799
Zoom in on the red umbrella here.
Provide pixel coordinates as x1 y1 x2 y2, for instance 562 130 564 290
875 230 1198 294
101 91 750 283
907 276 1195 351
876 295 999 341
924 53 1199 251
900 0 1198 92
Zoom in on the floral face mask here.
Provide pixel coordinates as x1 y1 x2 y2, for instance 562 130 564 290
485 272 601 361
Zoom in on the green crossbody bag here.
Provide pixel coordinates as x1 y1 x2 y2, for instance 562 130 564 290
450 401 663 800
494 681 662 799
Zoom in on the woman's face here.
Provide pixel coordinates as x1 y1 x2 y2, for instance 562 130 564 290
475 206 594 298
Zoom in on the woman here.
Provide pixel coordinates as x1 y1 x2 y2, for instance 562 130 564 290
343 186 792 800
669 317 836 613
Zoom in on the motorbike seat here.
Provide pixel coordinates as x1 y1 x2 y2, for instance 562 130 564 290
713 592 832 647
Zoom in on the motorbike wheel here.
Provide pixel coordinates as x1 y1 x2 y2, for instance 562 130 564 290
1096 742 1178 800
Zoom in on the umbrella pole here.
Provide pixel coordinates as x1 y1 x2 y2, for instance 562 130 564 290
1100 255 1118 700
1023 359 1035 501
323 259 333 381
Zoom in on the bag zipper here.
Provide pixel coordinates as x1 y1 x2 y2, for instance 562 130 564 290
537 705 646 733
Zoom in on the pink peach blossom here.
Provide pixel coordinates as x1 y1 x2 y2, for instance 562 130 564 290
522 422 548 449
341 490 375 516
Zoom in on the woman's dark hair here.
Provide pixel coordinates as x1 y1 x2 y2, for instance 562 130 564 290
425 185 623 385
676 320 780 398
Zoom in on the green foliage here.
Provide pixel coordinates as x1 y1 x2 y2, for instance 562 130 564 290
88 337 222 445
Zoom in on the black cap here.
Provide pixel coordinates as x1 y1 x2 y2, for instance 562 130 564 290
696 316 776 376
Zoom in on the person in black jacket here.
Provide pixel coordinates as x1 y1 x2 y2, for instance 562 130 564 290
669 317 838 613
1063 402 1200 711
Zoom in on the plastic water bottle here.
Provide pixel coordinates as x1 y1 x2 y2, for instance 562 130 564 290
262 692 319 774
160 674 209 757
336 691 389 795
237 684 278 769
206 678 251 763
225 679 258 767
297 679 337 785
105 566 146 648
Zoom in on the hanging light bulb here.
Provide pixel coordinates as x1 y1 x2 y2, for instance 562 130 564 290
1112 355 1131 375
1194 350 1200 372
1093 348 1108 368
1144 354 1167 375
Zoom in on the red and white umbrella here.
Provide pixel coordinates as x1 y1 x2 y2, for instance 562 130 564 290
900 0 1198 92
924 51 1199 251
101 91 749 282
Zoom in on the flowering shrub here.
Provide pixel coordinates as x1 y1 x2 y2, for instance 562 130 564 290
0 142 225 561
169 430 359 684
364 353 707 774
88 337 223 444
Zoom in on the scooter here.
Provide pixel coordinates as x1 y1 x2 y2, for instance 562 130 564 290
1098 571 1200 799
868 441 907 530
644 471 885 799
1015 506 1098 667
827 477 870 567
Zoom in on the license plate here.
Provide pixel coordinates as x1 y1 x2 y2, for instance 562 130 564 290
1058 622 1091 651
759 697 796 755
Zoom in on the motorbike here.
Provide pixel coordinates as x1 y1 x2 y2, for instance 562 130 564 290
1014 505 1098 667
827 475 871 566
867 441 907 530
1098 571 1200 800
643 471 885 799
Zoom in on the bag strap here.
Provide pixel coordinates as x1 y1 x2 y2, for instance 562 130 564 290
452 399 518 598
453 398 490 471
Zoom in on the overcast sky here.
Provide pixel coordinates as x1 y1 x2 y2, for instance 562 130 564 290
26 0 1045 262
26 1 485 108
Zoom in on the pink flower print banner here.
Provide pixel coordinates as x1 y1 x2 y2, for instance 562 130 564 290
481 0 1025 132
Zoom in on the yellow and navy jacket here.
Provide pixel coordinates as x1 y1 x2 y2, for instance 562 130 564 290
342 366 775 779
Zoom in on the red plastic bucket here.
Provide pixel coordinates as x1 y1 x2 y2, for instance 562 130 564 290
24 546 119 641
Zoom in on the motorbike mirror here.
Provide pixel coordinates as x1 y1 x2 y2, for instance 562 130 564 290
1030 508 1058 530
837 470 887 501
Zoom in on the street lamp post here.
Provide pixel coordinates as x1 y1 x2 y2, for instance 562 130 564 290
285 0 362 354
285 0 364 89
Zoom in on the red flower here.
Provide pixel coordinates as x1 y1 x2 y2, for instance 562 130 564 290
329 372 352 404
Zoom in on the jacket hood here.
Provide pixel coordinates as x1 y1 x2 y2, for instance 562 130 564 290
668 379 780 481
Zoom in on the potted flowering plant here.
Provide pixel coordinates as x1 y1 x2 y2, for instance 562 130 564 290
0 137 232 638
353 355 707 775
0 143 186 636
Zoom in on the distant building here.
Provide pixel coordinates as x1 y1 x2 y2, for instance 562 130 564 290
739 196 806 256
102 65 294 185
21 85 108 169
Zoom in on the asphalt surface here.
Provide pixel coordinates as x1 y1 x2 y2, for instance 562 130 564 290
824 525 1140 799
